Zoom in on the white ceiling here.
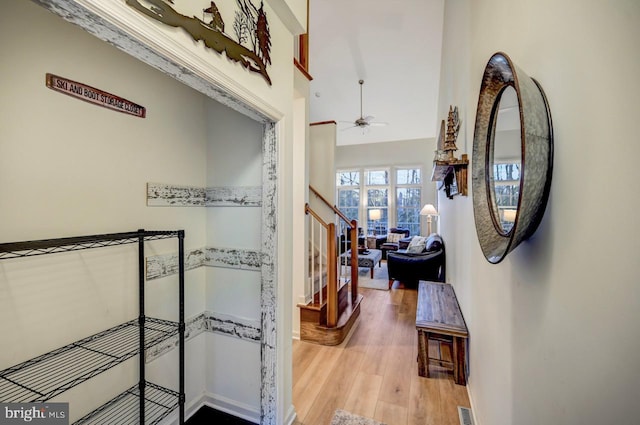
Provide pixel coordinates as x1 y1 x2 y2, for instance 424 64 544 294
308 0 445 146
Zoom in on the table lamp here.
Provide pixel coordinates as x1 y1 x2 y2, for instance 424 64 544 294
420 204 438 235
369 209 382 235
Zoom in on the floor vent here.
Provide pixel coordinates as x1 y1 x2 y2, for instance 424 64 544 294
458 406 474 425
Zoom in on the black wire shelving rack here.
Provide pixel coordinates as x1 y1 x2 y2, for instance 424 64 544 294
0 229 185 425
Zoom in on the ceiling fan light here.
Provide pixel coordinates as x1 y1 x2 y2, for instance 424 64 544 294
341 79 388 132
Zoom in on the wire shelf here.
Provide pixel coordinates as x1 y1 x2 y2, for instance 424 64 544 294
0 317 178 402
72 382 180 425
0 230 181 260
0 229 186 423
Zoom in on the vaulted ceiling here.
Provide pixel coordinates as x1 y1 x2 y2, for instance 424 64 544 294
308 0 445 146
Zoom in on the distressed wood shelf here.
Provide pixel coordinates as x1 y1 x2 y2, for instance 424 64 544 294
431 154 469 197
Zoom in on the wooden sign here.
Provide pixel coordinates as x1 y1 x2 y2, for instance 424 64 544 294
45 73 146 118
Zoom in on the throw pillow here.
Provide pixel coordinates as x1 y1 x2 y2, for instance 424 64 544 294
406 236 427 253
406 244 425 254
408 236 426 248
387 232 403 243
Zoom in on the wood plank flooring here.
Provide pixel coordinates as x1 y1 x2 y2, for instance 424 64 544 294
293 286 470 425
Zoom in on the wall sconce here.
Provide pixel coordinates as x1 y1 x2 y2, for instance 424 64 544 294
420 204 438 235
369 209 382 235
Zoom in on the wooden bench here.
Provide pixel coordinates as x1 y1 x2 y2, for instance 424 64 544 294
416 280 469 385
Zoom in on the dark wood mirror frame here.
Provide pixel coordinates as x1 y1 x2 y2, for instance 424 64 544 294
472 52 554 264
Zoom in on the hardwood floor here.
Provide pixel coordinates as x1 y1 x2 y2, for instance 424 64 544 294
292 286 470 425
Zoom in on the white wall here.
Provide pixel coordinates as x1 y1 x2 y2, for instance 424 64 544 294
205 100 264 416
307 122 337 233
438 1 640 425
59 1 300 419
22 0 301 422
0 0 207 420
291 70 310 340
294 122 337 339
0 0 305 421
309 123 337 205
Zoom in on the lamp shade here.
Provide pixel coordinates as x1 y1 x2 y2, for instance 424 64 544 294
369 209 382 221
420 204 438 216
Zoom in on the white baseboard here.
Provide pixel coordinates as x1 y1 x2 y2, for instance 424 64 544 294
292 330 300 340
156 391 207 425
203 392 260 424
158 391 259 424
284 404 298 425
466 379 481 425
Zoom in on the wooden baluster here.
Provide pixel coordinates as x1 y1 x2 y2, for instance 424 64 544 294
350 220 358 303
310 211 315 305
326 223 337 327
319 221 323 306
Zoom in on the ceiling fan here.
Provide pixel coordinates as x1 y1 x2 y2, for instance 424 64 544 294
341 80 388 132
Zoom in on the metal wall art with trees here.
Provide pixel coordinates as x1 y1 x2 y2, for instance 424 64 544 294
127 0 272 85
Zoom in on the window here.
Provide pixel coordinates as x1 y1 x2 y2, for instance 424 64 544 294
365 169 389 235
336 171 360 233
493 162 520 231
396 168 422 235
336 166 423 236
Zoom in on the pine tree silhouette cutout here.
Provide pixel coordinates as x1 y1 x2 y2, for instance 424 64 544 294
256 2 271 65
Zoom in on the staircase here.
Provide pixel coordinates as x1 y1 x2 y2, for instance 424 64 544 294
298 186 363 345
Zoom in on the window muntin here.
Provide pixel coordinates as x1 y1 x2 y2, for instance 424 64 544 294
396 168 421 185
337 171 360 187
336 166 424 236
366 169 389 186
336 170 360 233
396 168 422 235
365 169 389 235
493 162 520 230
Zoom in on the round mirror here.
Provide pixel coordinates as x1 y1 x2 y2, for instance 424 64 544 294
472 52 553 264
489 86 521 234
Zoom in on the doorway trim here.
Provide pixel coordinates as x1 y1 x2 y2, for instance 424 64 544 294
33 1 281 423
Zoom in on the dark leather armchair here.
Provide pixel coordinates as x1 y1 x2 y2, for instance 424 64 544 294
387 234 446 288
337 227 364 254
379 227 411 258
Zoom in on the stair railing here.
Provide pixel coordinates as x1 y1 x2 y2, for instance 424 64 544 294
305 206 337 326
306 186 358 328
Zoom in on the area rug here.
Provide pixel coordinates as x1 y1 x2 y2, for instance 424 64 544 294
330 409 387 425
350 262 390 291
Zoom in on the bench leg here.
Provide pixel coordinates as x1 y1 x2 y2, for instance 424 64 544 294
452 336 466 385
370 266 374 278
417 331 428 377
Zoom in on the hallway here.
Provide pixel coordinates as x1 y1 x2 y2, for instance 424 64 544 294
293 286 470 425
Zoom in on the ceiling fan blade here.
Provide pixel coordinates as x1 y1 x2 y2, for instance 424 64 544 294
340 125 358 131
343 80 389 131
